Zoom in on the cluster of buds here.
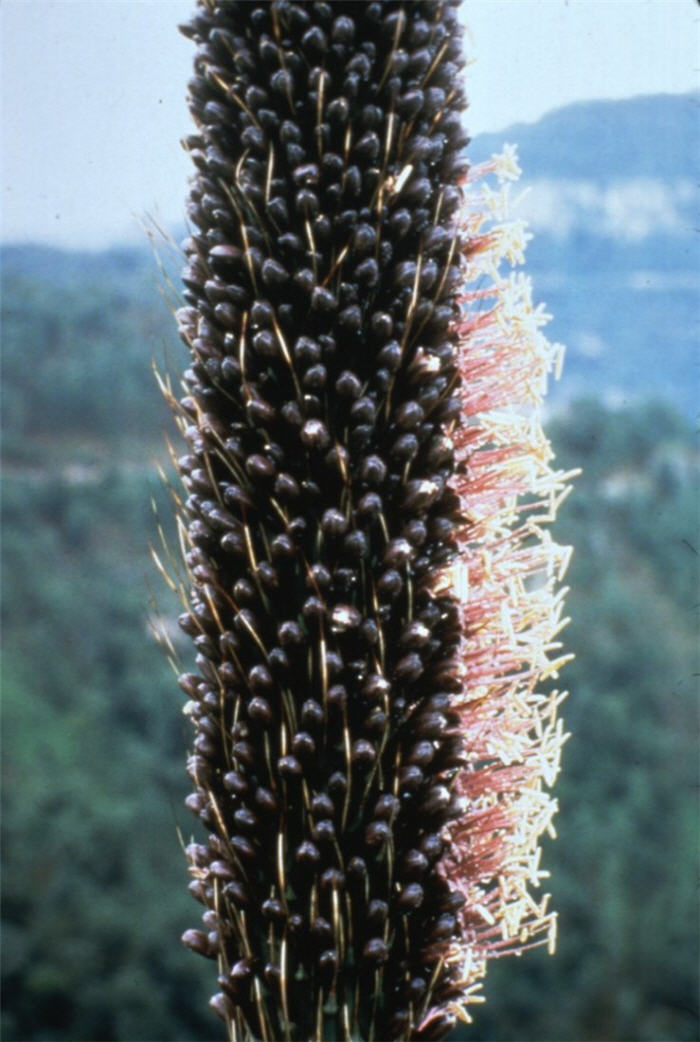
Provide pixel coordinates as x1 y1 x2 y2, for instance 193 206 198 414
157 2 573 1039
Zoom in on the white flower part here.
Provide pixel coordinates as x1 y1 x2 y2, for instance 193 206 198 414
425 147 575 1028
480 181 513 223
494 142 522 183
497 218 531 266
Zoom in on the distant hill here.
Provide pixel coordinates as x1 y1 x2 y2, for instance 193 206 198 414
470 93 699 419
470 92 700 181
1 240 184 462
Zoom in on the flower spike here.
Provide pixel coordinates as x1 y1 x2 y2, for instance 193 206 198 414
165 5 573 1039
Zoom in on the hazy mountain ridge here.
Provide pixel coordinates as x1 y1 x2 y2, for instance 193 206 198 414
469 92 699 418
469 91 700 181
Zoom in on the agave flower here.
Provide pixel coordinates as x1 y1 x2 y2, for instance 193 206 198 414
158 2 574 1039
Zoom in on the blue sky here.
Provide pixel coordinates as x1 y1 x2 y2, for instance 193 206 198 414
1 0 698 248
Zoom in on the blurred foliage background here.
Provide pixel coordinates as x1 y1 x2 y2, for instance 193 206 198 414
2 92 699 1042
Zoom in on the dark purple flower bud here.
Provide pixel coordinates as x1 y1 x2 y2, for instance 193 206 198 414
360 455 387 486
223 770 248 795
367 899 389 927
311 793 335 820
327 95 349 123
231 835 256 860
313 818 336 844
209 859 237 880
291 731 316 759
301 418 331 450
394 652 424 683
347 856 367 880
233 807 258 831
278 620 305 646
302 699 325 729
254 787 278 816
182 929 212 957
262 898 286 922
296 841 321 867
278 755 303 778
363 938 389 965
415 712 448 739
321 508 348 537
352 739 376 765
248 696 273 727
320 867 345 891
399 765 424 792
209 992 235 1021
373 794 400 821
185 792 206 816
395 883 422 908
365 820 391 847
232 740 256 768
419 833 444 861
328 771 348 799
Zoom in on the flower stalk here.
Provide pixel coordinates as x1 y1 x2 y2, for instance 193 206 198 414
160 2 574 1038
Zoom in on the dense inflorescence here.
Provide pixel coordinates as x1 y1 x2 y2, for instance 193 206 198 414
171 2 471 1039
163 1 572 1039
